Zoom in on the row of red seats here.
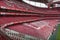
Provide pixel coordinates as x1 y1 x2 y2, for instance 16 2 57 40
0 15 58 40
0 0 60 14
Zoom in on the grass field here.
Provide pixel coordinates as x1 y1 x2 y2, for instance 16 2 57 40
49 24 60 40
56 24 60 40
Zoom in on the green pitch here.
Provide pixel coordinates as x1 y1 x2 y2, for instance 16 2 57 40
56 24 60 40
49 24 60 40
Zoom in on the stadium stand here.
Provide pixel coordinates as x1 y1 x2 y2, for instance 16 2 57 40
0 0 60 40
